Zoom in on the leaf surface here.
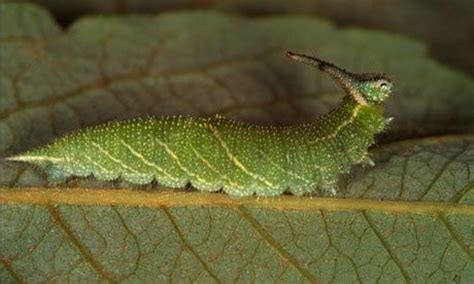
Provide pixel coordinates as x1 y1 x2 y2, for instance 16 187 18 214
1 136 474 282
19 0 474 74
1 3 473 282
1 3 473 187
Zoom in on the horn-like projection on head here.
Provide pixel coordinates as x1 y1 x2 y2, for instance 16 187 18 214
286 51 392 105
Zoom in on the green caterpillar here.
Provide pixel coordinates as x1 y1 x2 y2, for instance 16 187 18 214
7 52 392 197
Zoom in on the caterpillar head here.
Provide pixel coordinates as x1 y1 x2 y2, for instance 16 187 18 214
286 51 392 105
354 75 392 104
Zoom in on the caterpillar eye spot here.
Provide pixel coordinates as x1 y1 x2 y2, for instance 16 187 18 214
377 80 392 91
8 52 392 197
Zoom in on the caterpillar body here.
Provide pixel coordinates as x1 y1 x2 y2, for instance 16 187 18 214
7 52 392 197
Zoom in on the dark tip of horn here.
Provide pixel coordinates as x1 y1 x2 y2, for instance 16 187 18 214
286 51 296 58
286 51 329 71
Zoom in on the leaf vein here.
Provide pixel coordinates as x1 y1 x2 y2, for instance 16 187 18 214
47 205 116 282
237 206 318 283
418 145 468 200
0 254 24 283
161 207 220 283
438 214 474 260
362 211 410 281
111 207 141 279
1 47 281 121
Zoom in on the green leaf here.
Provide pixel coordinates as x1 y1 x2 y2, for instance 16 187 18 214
1 3 473 282
13 0 474 74
1 136 473 282
1 3 473 187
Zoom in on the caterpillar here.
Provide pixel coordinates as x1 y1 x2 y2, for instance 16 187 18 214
7 51 392 197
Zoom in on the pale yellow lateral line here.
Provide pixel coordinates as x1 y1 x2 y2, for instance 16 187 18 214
189 144 243 190
155 139 212 186
90 141 142 175
84 154 110 173
256 149 310 184
331 105 362 137
310 105 362 144
208 125 275 188
119 140 179 182
6 155 65 163
2 189 473 216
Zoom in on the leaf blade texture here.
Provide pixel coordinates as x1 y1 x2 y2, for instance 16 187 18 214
1 3 473 282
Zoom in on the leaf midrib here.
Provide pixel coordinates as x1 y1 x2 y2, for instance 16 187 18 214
1 188 473 215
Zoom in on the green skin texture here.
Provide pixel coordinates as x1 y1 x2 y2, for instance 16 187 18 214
8 54 391 197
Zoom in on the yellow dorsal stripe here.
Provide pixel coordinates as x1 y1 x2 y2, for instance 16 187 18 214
84 154 110 173
209 124 275 188
189 144 244 190
120 140 179 182
310 104 362 144
155 139 212 186
90 142 142 175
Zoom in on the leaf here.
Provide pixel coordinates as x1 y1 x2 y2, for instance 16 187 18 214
1 3 473 187
17 0 474 75
216 0 474 76
1 136 473 282
1 4 473 282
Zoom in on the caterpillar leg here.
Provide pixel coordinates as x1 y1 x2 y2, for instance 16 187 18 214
356 153 375 167
223 186 254 197
121 173 154 185
384 117 394 126
320 183 338 196
45 165 70 184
